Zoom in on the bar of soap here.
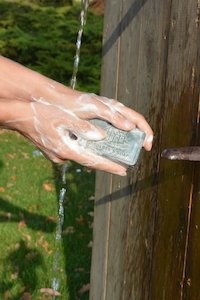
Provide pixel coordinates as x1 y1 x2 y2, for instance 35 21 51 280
78 119 145 166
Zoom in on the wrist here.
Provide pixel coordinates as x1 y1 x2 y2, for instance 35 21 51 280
0 56 49 103
0 100 31 130
0 100 13 127
0 56 78 106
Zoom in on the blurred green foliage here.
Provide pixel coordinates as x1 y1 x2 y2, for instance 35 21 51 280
0 1 103 299
0 1 103 93
32 0 73 6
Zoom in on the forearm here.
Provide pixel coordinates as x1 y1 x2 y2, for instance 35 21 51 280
0 56 153 175
0 55 70 102
0 100 12 126
0 56 44 128
0 99 31 130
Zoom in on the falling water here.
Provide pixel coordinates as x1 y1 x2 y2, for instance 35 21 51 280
51 165 67 299
51 1 89 298
71 0 89 89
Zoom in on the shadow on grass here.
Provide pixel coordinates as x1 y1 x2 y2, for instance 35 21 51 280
0 160 55 298
53 163 95 300
0 240 44 299
0 197 56 233
0 159 4 170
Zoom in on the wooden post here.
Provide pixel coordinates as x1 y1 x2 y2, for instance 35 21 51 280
90 0 200 299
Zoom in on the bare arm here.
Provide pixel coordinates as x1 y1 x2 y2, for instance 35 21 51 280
0 56 153 175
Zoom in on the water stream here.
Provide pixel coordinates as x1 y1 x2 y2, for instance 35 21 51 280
51 1 89 298
71 0 89 89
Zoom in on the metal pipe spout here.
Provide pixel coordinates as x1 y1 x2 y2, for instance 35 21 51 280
161 147 200 161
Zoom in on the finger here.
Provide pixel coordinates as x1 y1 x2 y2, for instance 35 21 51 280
89 95 154 150
69 151 127 176
38 148 65 164
113 105 154 150
130 115 153 151
50 156 65 164
103 110 136 131
98 102 153 150
95 95 153 134
126 112 153 150
56 119 106 141
88 94 135 130
143 134 154 151
124 109 152 134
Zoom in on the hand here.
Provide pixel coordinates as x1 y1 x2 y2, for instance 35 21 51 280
4 87 153 176
0 56 153 175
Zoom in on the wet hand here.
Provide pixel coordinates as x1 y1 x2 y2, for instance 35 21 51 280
3 88 153 176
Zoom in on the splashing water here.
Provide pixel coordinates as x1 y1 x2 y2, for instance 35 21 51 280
71 0 89 89
51 1 89 298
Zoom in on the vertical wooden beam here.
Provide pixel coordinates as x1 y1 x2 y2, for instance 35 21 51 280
150 0 200 298
183 5 200 299
183 162 200 300
90 0 200 299
117 0 170 299
91 0 165 298
90 1 124 299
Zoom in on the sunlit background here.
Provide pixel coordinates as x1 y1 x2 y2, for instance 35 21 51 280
0 0 103 299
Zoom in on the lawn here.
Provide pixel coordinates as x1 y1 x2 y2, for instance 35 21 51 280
0 1 103 299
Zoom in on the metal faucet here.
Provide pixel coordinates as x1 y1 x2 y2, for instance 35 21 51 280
161 147 200 161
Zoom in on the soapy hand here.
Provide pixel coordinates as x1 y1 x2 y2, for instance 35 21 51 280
0 56 153 176
4 91 153 176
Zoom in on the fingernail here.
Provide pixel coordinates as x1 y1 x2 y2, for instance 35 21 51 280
116 170 127 176
146 135 154 144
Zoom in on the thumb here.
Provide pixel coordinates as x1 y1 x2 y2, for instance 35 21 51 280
56 119 106 141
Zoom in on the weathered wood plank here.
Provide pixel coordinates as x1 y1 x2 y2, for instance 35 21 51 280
117 0 171 299
104 1 147 299
183 162 200 300
90 0 200 299
150 0 200 299
89 0 123 299
182 9 200 300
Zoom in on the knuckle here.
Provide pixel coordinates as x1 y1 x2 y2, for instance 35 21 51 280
52 157 63 164
138 115 146 123
138 113 145 120
57 149 69 160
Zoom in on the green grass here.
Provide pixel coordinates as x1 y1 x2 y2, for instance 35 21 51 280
0 0 103 299
0 130 95 299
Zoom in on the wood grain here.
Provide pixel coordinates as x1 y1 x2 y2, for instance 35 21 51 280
90 0 200 299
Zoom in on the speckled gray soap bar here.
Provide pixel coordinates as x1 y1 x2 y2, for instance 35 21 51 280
78 119 146 166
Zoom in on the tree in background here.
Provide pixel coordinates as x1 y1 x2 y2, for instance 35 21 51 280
32 0 73 5
0 1 103 93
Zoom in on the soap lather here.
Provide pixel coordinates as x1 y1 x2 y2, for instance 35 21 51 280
78 119 146 166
